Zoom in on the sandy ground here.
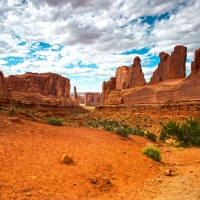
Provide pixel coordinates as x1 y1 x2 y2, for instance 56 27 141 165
1 116 200 200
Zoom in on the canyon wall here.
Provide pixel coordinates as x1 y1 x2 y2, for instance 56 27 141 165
85 92 101 106
3 72 77 105
0 71 11 97
102 46 200 105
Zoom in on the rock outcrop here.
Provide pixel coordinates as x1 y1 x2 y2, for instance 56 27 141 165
191 48 200 73
101 77 116 105
0 71 11 97
73 86 80 105
6 72 76 105
149 52 169 84
149 45 187 84
123 56 147 89
101 46 200 106
116 66 128 91
166 45 187 79
85 92 101 106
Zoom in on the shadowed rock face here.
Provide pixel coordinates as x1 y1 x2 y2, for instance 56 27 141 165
123 56 147 89
101 77 116 105
85 92 101 106
5 72 75 105
166 45 187 79
149 52 169 84
0 71 11 97
191 48 200 73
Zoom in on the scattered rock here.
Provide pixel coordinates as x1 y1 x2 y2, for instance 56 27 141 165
164 168 173 176
61 154 73 164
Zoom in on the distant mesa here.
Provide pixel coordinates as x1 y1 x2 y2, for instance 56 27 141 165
85 92 101 107
101 45 200 105
0 72 79 106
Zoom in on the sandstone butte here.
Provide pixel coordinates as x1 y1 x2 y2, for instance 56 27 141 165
101 45 200 105
85 92 101 106
0 72 78 106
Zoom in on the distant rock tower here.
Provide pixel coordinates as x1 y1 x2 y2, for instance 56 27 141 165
73 86 80 105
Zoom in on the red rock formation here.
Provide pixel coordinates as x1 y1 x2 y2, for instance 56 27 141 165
166 45 187 79
116 66 128 91
6 72 74 105
149 52 169 84
85 92 101 106
191 48 200 73
0 71 11 97
123 56 146 89
101 77 116 105
73 86 80 105
101 46 200 106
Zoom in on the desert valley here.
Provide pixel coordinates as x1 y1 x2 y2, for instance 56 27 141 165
0 45 200 199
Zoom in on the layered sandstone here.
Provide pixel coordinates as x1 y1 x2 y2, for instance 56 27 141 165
102 77 116 105
73 86 80 105
85 92 101 106
166 45 187 79
149 45 187 84
123 56 146 89
149 52 169 84
101 46 200 106
116 66 128 91
0 71 11 97
191 48 200 73
6 72 76 105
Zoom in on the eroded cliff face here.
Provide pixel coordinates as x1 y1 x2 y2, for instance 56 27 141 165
101 46 200 106
123 56 147 89
149 45 187 84
0 71 11 97
85 92 101 106
149 52 169 84
5 72 76 105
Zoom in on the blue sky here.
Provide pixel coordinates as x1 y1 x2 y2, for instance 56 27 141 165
0 0 199 93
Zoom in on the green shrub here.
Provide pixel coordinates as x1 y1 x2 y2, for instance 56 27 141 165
159 116 200 146
131 124 145 136
0 106 3 110
145 131 157 142
142 146 161 162
46 118 63 126
87 119 132 137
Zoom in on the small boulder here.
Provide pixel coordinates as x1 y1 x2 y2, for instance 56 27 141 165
61 154 73 164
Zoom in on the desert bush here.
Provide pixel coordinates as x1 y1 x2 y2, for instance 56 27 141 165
45 118 63 126
142 146 161 162
146 131 157 142
87 119 133 137
159 116 200 146
0 106 3 110
131 124 145 136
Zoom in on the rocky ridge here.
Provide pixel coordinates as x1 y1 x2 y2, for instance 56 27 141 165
0 72 78 106
101 45 200 105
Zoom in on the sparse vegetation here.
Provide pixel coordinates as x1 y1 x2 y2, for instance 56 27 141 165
8 107 15 116
142 146 161 162
131 124 145 136
87 119 147 137
159 116 200 146
0 106 3 110
146 131 157 142
45 118 63 126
